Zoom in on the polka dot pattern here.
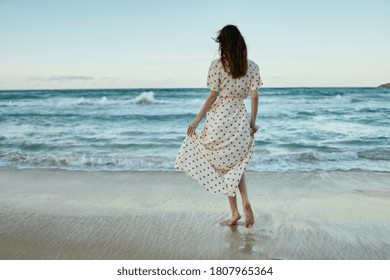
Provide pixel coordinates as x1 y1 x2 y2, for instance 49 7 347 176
175 59 262 197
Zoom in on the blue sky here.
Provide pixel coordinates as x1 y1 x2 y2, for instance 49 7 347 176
0 0 389 89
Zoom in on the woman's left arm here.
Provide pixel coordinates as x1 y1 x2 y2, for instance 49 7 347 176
187 90 218 136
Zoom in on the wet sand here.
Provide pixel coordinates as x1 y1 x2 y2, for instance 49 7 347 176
0 169 389 259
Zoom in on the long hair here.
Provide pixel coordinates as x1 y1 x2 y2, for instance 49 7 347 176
214 25 248 79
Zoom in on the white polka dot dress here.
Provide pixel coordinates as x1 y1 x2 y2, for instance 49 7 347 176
175 59 263 197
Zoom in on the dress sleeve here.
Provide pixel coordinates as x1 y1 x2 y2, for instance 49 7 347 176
206 60 221 92
250 62 263 90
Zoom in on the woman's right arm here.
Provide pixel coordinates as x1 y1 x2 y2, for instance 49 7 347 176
250 89 259 135
187 90 218 136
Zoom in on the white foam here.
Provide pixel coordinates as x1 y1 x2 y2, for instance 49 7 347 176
129 91 165 105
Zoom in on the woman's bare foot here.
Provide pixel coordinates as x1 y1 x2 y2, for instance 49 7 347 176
227 212 241 226
243 202 254 228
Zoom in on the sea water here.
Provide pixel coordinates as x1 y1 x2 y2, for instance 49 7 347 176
0 87 389 172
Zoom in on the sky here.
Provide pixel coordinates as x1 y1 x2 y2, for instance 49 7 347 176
0 0 389 89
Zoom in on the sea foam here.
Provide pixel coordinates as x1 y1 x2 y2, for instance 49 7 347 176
129 91 165 105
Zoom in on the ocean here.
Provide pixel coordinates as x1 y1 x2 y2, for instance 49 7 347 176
0 87 389 172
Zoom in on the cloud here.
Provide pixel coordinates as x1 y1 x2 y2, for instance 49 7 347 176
50 75 94 81
99 77 121 82
27 75 95 82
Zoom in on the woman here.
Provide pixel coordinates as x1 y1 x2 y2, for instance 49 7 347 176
175 25 262 228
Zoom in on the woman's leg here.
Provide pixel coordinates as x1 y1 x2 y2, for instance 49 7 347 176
227 195 241 226
238 173 254 228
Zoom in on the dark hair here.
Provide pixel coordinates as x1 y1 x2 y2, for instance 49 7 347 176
214 25 248 79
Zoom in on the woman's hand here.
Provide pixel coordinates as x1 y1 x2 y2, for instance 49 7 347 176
250 124 259 136
187 120 199 136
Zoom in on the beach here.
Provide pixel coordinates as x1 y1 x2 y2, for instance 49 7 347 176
1 169 389 260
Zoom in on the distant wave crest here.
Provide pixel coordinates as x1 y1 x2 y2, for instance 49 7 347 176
128 91 165 105
0 92 166 107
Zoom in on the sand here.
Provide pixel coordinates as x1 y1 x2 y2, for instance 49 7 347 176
0 169 389 260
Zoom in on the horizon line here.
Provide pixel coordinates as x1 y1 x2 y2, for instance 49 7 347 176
0 86 386 91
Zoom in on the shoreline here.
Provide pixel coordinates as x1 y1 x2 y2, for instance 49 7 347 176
1 166 389 173
1 169 390 259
